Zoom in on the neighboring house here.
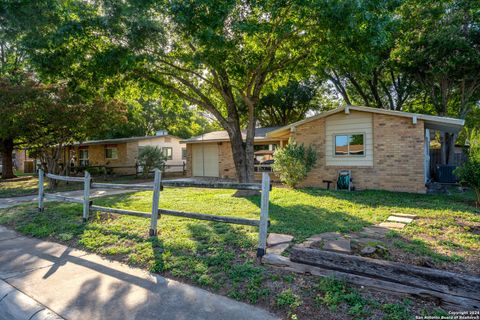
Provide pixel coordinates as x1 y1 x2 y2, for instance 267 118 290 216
184 106 465 193
63 132 186 175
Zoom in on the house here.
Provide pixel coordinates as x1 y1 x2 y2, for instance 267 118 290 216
184 106 465 193
63 132 186 175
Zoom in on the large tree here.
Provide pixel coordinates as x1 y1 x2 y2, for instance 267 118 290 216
393 0 480 163
22 0 326 182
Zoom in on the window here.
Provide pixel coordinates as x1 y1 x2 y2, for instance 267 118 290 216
79 149 89 167
181 148 187 160
335 134 365 156
105 146 118 159
162 147 173 160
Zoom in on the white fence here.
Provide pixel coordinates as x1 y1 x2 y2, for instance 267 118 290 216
38 169 271 257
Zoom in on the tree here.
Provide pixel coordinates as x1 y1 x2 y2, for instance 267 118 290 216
393 0 480 163
22 0 325 182
137 146 165 178
256 80 319 127
24 86 125 179
0 77 40 178
272 139 317 188
454 130 480 207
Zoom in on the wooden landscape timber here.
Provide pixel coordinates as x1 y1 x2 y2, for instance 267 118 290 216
263 253 480 311
290 246 480 300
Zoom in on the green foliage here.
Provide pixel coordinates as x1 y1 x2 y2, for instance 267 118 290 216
256 80 319 127
272 139 317 188
315 277 368 313
275 289 302 310
454 130 480 206
137 146 165 177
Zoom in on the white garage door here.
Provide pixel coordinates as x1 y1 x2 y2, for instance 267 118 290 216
192 144 219 177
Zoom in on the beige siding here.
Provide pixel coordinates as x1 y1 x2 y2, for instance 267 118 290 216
138 136 184 171
325 111 373 166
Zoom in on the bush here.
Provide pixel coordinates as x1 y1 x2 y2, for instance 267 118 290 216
138 146 165 177
272 139 317 188
454 130 480 206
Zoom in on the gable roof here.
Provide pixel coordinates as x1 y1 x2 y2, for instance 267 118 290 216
181 127 281 144
267 105 465 138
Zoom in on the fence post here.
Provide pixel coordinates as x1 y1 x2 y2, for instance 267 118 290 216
83 171 91 223
149 169 162 236
38 169 44 212
257 172 270 257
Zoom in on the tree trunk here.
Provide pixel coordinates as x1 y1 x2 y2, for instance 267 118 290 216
0 138 16 179
228 127 249 183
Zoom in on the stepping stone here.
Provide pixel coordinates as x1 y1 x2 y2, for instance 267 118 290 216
307 232 342 242
391 213 417 219
379 222 406 229
359 226 390 238
267 233 293 255
323 238 351 254
267 233 293 247
268 243 291 255
387 216 413 224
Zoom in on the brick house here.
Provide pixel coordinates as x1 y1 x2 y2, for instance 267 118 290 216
63 132 186 175
183 106 464 193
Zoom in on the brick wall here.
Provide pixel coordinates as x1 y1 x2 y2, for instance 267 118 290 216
293 112 426 193
218 142 236 179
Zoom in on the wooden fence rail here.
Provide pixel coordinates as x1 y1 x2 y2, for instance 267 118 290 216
37 169 271 257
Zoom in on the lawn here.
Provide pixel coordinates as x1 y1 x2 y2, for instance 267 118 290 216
0 187 478 319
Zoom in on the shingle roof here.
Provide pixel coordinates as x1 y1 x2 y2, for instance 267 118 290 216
267 105 465 137
181 127 281 143
72 134 179 146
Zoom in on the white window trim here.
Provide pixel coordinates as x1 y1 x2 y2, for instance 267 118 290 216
333 132 366 158
162 147 173 160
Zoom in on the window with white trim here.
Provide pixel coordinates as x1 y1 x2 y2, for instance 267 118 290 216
335 134 365 156
79 149 89 167
162 147 173 160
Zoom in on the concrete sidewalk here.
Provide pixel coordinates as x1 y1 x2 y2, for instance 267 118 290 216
0 189 137 209
0 226 278 320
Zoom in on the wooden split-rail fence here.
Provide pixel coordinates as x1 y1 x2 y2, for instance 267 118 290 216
38 169 271 257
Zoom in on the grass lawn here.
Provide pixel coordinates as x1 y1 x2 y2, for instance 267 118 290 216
0 187 478 319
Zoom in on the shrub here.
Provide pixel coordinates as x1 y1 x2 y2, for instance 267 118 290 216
272 139 317 188
138 146 165 177
454 130 480 206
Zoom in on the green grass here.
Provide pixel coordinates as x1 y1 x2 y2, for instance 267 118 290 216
0 186 478 319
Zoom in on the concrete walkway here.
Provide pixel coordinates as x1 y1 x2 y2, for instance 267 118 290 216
0 226 278 320
0 189 137 209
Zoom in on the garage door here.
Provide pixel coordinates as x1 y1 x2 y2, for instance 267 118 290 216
192 144 219 177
